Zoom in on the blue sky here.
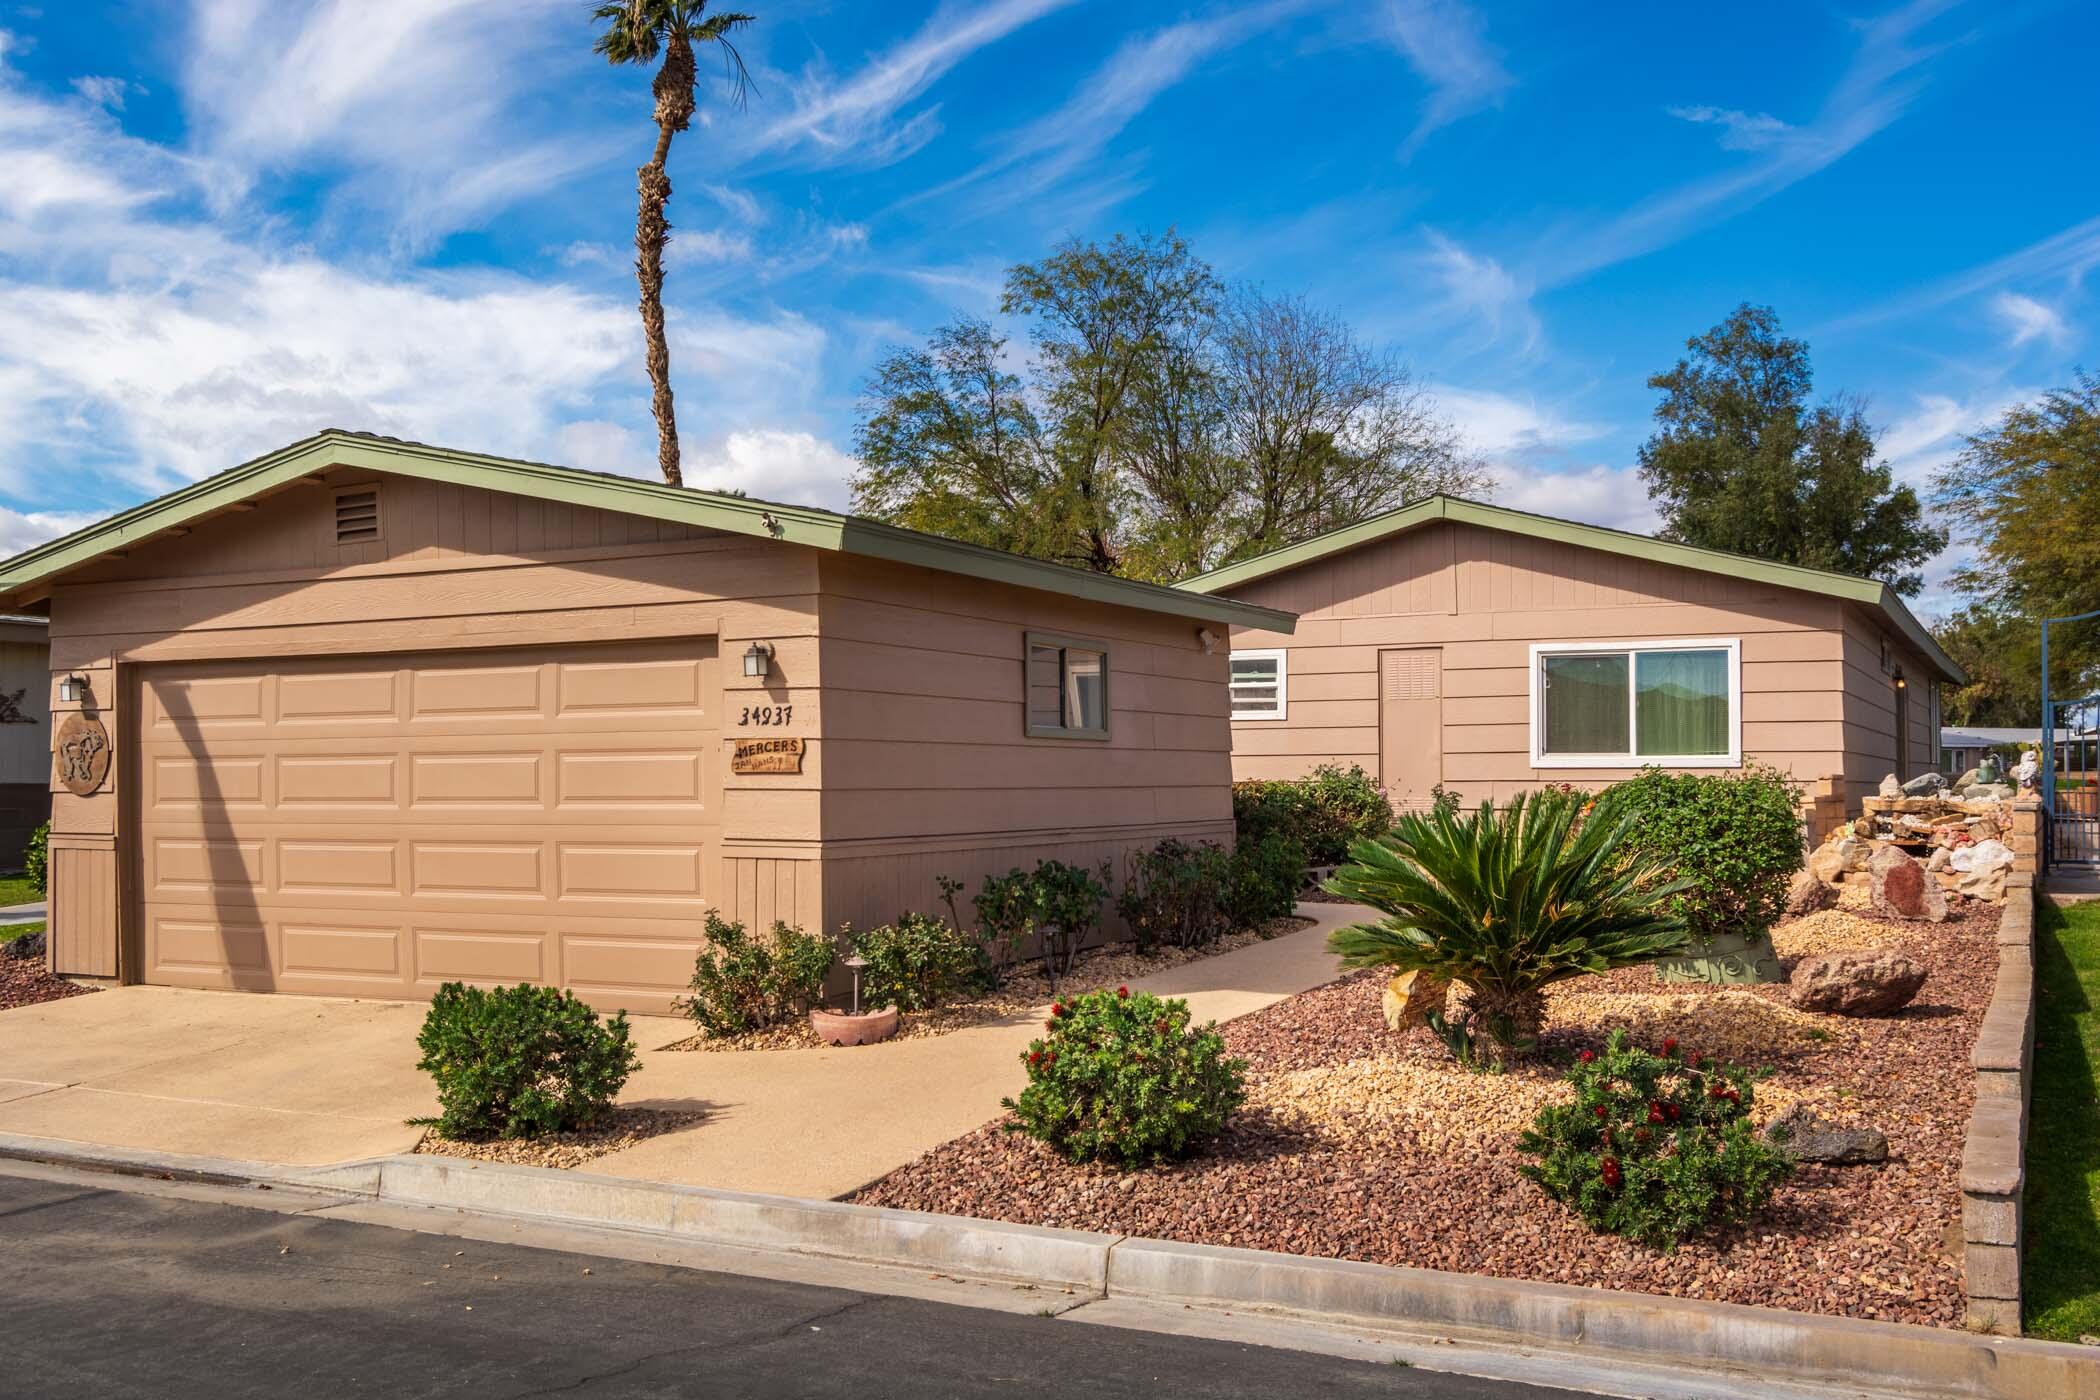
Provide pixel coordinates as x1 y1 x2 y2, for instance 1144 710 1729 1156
1 0 2094 614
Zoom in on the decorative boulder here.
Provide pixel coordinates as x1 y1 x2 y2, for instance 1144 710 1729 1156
1900 772 1948 796
1953 767 1981 792
1381 969 1450 1030
1810 836 1872 885
1962 783 2015 802
1768 1103 1889 1164
1877 773 1902 799
1868 844 1949 922
1783 869 1837 917
1958 865 2009 903
1789 950 1928 1017
1924 846 1951 873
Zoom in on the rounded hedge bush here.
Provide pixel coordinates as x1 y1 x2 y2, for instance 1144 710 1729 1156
1518 1029 1792 1249
1590 764 1803 940
1003 987 1246 1167
412 981 640 1141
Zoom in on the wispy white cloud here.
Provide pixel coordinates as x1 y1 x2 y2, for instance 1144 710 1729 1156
1418 231 1541 354
1541 0 1961 285
1489 462 1659 534
751 0 1077 169
1817 212 2100 336
1991 291 2073 349
179 0 604 246
0 505 103 555
690 428 859 510
1382 0 1513 158
1666 104 1797 152
70 75 137 111
908 0 1313 221
1430 385 1612 459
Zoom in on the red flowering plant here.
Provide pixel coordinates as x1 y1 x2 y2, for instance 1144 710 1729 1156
1002 987 1246 1168
1517 1029 1792 1249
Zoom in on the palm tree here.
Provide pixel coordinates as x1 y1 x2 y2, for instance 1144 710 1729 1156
592 1 756 487
1326 789 1691 1067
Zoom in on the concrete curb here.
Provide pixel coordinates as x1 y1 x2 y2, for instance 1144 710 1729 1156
3 1132 2094 1399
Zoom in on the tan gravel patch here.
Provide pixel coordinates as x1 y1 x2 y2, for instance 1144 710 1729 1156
1771 910 1905 959
670 917 1313 1053
1254 1056 1569 1149
414 1106 707 1170
1543 986 1849 1062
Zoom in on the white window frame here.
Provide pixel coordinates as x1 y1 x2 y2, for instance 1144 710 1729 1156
1527 638 1742 769
1228 648 1288 721
1023 630 1112 741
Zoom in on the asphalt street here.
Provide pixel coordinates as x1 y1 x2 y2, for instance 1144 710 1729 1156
0 1170 1594 1399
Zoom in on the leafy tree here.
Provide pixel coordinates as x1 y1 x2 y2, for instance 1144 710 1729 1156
1931 605 2044 727
854 232 1485 581
1934 372 2100 700
1638 305 1945 594
593 1 756 487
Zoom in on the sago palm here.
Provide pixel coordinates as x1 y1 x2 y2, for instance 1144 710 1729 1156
593 1 756 487
1326 788 1690 1065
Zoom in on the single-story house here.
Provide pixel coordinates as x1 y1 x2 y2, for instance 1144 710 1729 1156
1177 496 1965 811
1939 727 2041 775
0 614 51 867
0 431 1289 1014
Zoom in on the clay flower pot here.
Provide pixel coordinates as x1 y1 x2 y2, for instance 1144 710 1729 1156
809 1005 899 1046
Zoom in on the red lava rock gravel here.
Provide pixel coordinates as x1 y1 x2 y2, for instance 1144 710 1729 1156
0 956 98 1011
855 902 2001 1328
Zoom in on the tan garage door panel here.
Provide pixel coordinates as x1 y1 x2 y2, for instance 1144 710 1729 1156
138 641 721 1013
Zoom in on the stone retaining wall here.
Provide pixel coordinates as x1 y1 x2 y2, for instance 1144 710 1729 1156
1961 871 2036 1333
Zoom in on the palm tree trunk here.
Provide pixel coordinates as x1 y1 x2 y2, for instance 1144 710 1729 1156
634 123 681 487
634 33 698 489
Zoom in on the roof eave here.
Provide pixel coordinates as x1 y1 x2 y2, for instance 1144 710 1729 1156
0 432 1294 634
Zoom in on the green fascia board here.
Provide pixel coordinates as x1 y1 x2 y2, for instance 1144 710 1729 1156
1177 494 1962 684
0 431 1295 635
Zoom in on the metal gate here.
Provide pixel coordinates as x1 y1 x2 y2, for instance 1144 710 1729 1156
2046 693 2100 868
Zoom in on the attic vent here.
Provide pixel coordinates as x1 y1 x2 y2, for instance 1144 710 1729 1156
334 488 381 544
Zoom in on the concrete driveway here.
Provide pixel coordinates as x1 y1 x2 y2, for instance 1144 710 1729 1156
0 904 1361 1198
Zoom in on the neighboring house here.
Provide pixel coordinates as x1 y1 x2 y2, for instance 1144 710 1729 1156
1940 727 2041 775
0 614 50 869
0 432 1288 1013
1178 496 1964 811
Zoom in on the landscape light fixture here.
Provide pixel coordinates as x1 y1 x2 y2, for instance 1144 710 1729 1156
742 642 773 679
58 674 88 704
843 953 869 1016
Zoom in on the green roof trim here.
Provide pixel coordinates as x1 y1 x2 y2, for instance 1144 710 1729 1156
0 431 1295 634
1177 494 1962 685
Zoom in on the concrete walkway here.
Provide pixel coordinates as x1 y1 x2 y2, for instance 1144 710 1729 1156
0 900 45 925
0 903 1362 1198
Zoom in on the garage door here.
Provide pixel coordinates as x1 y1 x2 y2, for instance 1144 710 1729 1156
137 641 721 1014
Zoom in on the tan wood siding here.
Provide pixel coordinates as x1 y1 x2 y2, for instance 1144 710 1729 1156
1224 520 1852 801
48 836 117 977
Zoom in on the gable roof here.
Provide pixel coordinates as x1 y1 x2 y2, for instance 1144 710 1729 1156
1177 494 1961 683
0 431 1294 634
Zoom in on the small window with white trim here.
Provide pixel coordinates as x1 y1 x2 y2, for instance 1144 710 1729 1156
1229 649 1287 720
1529 639 1740 768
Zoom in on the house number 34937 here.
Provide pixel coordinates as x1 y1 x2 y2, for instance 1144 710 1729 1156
738 704 793 726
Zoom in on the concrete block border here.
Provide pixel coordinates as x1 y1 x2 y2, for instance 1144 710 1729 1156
3 1133 2095 1399
1962 871 2037 1333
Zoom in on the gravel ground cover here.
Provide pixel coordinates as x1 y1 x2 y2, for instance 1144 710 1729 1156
669 916 1313 1052
0 952 96 1012
856 901 2000 1327
413 1106 708 1170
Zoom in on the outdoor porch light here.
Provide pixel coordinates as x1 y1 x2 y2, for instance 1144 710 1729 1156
742 641 773 678
1893 668 1907 691
58 674 88 704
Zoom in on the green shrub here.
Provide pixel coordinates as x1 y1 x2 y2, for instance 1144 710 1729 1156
852 911 991 1011
1327 789 1690 1067
1004 987 1246 1167
411 982 639 1141
1592 765 1804 940
975 859 1108 992
1518 1029 1793 1249
1117 839 1230 954
23 820 48 895
1223 832 1306 928
680 914 834 1037
1233 763 1392 866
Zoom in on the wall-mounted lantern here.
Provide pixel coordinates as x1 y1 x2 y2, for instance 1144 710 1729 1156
58 674 89 704
742 642 774 679
1893 667 1907 692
